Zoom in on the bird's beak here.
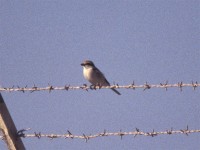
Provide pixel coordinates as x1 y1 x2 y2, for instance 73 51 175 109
81 63 84 66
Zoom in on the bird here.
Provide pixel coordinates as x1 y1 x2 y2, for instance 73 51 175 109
81 60 121 95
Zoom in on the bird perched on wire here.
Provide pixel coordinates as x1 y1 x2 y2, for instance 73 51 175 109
81 60 121 95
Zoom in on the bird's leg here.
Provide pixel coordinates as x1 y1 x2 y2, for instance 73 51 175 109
97 83 102 89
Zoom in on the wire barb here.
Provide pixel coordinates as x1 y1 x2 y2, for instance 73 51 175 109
17 128 31 138
192 81 198 90
160 80 168 91
178 82 183 91
143 82 151 91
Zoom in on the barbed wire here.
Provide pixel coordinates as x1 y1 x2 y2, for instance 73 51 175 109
15 126 200 142
0 81 199 93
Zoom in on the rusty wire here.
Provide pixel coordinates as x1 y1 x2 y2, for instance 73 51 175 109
17 126 200 142
0 81 199 93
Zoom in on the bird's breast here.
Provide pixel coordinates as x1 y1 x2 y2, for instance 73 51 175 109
83 68 95 83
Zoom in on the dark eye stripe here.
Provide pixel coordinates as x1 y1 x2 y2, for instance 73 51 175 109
85 63 92 65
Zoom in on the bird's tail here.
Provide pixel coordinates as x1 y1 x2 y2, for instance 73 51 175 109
111 88 121 95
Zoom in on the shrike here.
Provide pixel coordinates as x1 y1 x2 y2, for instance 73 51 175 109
81 60 121 95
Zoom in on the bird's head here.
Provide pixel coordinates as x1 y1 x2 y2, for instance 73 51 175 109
81 60 95 68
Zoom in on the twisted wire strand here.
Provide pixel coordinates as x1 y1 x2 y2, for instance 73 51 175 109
0 81 199 93
14 126 200 142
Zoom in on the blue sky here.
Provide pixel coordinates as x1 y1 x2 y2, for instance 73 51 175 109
1 0 200 149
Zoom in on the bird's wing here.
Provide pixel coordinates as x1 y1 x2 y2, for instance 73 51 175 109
92 67 110 86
